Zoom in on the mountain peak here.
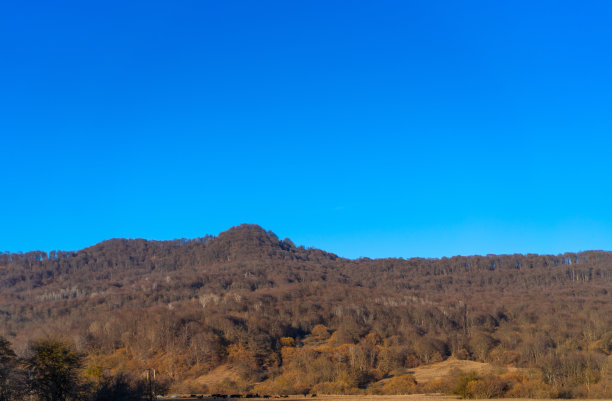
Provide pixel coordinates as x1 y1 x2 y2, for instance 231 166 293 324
221 223 277 238
202 224 287 263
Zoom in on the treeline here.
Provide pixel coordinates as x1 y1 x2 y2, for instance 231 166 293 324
1 224 611 398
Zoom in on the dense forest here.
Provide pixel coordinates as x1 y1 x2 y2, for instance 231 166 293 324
1 224 611 399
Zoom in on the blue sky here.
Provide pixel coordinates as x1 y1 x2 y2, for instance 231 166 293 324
1 1 611 258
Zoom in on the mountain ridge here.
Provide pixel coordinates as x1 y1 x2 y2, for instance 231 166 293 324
0 224 611 397
2 222 607 264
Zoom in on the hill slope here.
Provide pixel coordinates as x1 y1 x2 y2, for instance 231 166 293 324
1 224 611 396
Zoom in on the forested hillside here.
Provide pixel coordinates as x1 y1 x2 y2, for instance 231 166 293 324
1 224 611 398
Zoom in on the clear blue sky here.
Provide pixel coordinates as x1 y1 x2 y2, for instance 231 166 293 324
1 1 611 258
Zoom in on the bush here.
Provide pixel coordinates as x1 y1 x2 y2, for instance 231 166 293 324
452 371 479 398
252 376 294 396
381 374 417 394
464 374 510 399
311 380 359 395
505 378 553 398
311 325 330 340
311 371 360 395
279 337 295 347
447 370 514 399
421 376 456 394
88 373 146 401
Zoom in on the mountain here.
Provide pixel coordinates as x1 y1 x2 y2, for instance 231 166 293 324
0 224 611 397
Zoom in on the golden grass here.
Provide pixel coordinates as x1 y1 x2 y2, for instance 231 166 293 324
407 358 514 384
194 364 241 387
157 396 612 401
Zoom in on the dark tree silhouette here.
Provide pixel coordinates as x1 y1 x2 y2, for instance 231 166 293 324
25 339 83 401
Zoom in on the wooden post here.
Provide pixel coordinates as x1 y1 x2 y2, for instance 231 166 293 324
147 369 153 401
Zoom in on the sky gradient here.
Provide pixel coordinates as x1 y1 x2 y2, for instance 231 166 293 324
1 1 611 258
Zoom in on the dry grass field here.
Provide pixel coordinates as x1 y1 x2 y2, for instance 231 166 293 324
406 358 517 384
191 358 511 390
194 364 242 388
192 357 519 391
157 395 612 401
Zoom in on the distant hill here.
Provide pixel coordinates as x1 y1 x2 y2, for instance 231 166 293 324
1 224 611 397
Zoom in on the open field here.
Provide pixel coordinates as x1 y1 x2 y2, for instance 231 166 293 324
157 396 459 401
192 358 518 390
406 358 518 384
157 395 612 401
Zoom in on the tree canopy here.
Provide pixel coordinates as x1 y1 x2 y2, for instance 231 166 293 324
1 224 611 398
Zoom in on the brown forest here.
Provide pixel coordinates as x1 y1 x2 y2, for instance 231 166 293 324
1 224 611 398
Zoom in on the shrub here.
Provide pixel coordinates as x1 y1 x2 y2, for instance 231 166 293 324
252 376 294 396
505 378 552 398
279 337 295 347
381 374 417 394
311 325 330 340
452 371 479 398
464 374 509 399
88 373 146 401
311 380 359 395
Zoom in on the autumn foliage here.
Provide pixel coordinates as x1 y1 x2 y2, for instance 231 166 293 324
1 224 611 398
